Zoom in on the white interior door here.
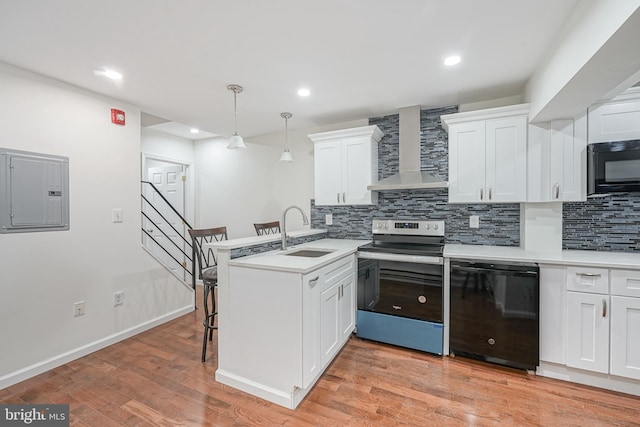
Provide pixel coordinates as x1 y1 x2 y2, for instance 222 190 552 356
143 164 186 279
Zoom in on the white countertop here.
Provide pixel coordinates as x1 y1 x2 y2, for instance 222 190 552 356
228 238 370 274
205 229 327 250
445 244 640 269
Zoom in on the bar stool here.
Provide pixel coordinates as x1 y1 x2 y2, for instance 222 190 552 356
253 221 280 235
188 226 228 362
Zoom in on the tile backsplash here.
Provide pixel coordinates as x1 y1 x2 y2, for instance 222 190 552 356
310 106 520 246
563 194 640 252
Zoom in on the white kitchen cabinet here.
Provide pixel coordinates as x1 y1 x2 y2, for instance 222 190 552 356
563 266 640 380
443 104 528 203
588 87 640 143
610 268 640 380
527 113 587 202
319 257 355 367
223 252 356 409
308 125 383 206
566 291 610 373
539 265 567 365
610 296 640 380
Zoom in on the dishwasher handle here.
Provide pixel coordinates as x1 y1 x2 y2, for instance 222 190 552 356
450 263 539 277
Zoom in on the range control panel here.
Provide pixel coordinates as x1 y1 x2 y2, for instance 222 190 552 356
372 219 445 236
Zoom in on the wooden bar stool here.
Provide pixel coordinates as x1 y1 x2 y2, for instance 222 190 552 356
253 221 280 235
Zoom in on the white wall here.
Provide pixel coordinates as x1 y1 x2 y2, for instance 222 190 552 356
194 119 367 238
0 63 193 388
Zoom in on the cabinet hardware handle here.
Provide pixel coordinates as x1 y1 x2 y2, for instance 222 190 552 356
488 186 492 200
554 183 560 199
342 192 346 203
479 187 484 201
576 272 601 277
337 193 340 203
146 228 154 233
602 299 607 318
309 276 319 287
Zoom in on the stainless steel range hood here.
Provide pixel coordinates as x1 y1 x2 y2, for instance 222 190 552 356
367 105 448 191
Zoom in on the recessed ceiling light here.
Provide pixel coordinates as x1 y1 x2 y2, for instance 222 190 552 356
190 128 199 134
298 88 311 97
103 69 123 80
444 55 461 66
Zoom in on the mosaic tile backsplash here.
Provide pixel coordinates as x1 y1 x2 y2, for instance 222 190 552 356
563 194 640 252
310 106 521 246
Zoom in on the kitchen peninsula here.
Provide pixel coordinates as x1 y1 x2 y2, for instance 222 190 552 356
205 232 369 409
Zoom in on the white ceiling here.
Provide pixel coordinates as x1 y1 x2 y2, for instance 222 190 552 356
0 0 582 139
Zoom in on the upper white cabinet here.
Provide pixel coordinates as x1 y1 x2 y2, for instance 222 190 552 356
308 125 383 206
527 113 587 202
588 87 640 143
443 104 528 203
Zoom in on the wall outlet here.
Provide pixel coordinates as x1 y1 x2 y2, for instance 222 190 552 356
74 301 86 317
325 214 333 225
469 215 480 229
112 208 123 223
114 291 124 306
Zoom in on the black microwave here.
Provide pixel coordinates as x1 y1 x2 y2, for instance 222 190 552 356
587 140 640 196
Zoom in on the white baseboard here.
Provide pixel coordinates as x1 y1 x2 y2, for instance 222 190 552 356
215 369 312 410
537 361 640 397
0 305 194 390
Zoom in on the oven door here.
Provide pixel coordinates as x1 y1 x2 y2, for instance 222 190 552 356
357 256 443 323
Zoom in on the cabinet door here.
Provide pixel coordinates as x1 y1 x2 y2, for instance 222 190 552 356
320 282 340 367
549 116 586 202
485 116 527 202
610 296 640 380
342 137 375 205
314 140 342 205
588 94 640 143
566 291 610 373
539 265 566 364
448 121 486 203
339 273 356 340
302 273 322 388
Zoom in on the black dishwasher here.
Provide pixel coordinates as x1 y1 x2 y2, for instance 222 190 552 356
449 260 539 370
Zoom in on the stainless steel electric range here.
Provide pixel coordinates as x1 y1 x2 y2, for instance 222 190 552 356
356 218 445 355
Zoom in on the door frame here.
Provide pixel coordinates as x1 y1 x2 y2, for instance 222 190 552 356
141 153 194 282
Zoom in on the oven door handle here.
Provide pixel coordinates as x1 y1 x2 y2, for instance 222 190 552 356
358 251 443 265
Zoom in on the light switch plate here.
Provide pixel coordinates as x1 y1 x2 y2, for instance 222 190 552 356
469 215 480 228
112 208 123 223
325 214 333 225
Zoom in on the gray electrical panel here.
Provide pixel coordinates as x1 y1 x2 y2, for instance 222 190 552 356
0 148 69 233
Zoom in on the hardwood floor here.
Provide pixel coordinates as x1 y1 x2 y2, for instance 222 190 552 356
2 287 639 426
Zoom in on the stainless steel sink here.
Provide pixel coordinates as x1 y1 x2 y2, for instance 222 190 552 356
284 248 334 258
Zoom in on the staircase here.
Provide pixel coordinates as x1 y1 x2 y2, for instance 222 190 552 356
140 180 196 291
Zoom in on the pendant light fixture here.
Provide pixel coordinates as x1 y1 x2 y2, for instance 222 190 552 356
279 112 293 162
227 84 247 149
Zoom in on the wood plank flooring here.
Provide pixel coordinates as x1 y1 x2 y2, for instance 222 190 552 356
2 286 639 426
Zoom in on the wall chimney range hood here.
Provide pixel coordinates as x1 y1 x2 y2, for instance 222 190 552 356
367 105 448 191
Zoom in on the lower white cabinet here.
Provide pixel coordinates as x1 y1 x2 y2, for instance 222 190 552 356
539 265 567 365
610 296 640 380
549 265 640 382
319 259 355 367
222 253 356 409
566 291 610 373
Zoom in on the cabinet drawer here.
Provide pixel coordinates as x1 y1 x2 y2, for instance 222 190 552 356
611 269 640 298
320 256 355 292
566 266 609 294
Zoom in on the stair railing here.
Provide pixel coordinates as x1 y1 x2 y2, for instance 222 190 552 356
141 180 196 292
